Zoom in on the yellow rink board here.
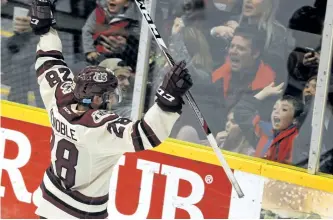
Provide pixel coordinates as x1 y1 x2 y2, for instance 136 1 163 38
1 100 333 193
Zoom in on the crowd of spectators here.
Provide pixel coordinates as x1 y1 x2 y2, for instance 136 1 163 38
147 0 333 173
1 0 332 173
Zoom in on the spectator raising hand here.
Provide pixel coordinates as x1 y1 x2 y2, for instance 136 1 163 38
172 17 185 34
254 82 285 101
211 20 239 39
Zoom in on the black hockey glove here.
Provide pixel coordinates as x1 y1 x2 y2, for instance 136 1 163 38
156 60 193 113
30 0 56 35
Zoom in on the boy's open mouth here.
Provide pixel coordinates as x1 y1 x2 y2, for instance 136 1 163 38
273 117 280 126
109 3 116 8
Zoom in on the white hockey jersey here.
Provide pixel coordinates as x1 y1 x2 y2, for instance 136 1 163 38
34 28 179 219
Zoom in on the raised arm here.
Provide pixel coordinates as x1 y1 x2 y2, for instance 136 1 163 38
101 61 193 153
36 28 75 110
31 0 74 110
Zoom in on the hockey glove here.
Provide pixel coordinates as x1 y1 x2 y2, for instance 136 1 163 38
30 0 56 35
156 60 193 113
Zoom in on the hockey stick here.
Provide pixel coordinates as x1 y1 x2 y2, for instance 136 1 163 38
134 0 244 198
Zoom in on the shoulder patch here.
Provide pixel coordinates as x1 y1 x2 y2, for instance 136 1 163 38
60 81 74 95
58 108 119 127
55 83 76 107
91 110 115 124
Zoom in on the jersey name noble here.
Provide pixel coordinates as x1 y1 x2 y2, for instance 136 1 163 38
50 109 77 141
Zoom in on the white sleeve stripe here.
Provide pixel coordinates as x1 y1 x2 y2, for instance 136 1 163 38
141 104 179 142
139 118 161 147
137 123 154 150
131 121 145 152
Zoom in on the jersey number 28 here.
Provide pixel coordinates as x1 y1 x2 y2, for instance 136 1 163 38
45 67 71 88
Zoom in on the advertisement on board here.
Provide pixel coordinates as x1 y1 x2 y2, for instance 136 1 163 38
0 116 233 219
1 105 332 219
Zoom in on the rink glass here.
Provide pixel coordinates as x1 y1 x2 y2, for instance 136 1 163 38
1 0 332 175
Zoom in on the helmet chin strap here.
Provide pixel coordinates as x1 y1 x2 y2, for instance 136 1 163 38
98 93 112 110
98 102 109 110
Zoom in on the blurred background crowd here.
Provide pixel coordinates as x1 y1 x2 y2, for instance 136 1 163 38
1 0 332 174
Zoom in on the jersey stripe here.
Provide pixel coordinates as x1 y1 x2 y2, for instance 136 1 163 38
139 118 161 147
131 121 145 151
41 170 108 219
36 59 68 78
47 167 109 205
43 171 108 211
41 182 108 219
36 50 64 60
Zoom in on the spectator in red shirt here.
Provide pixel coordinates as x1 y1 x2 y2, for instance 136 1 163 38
233 83 304 164
82 0 140 68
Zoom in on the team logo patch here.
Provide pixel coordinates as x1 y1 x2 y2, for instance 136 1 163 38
60 81 73 94
93 72 108 82
92 110 111 123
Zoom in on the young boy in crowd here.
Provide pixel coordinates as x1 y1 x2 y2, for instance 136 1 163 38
82 0 140 67
233 83 304 164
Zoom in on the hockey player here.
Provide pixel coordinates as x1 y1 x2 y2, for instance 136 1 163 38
30 0 193 218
